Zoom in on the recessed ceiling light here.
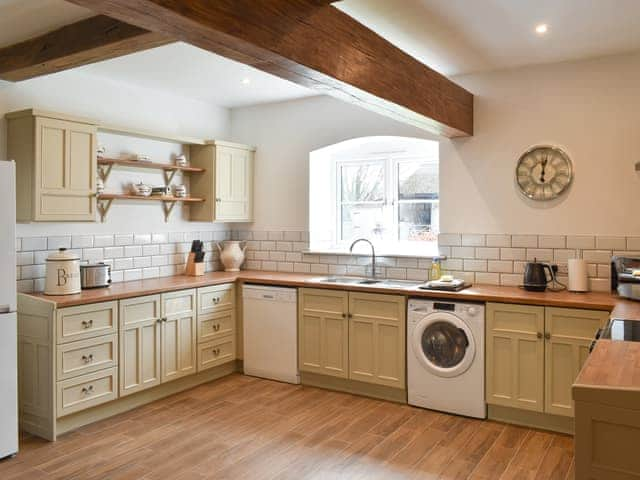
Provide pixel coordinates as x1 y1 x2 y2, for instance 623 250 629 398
535 23 548 34
241 78 251 85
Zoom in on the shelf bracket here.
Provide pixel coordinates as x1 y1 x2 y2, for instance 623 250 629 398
98 163 114 183
97 197 114 223
163 169 177 186
162 200 177 222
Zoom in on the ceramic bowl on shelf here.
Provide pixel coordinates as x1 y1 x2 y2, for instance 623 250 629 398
132 154 152 162
131 181 152 196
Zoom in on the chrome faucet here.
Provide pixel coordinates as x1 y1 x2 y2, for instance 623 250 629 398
349 238 376 279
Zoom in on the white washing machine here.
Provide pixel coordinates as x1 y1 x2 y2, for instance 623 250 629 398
407 299 486 419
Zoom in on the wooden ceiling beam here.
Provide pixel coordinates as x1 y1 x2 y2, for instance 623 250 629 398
66 0 473 137
0 15 172 82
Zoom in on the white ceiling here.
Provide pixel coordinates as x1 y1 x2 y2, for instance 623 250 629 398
75 42 317 108
337 0 640 76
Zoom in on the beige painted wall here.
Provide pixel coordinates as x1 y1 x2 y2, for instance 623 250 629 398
231 51 640 236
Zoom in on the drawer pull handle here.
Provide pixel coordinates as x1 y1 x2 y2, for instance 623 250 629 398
81 320 94 329
213 324 220 332
81 385 94 395
212 297 221 304
212 348 221 356
82 354 94 363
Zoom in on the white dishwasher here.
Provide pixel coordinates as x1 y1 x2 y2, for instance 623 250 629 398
242 285 300 384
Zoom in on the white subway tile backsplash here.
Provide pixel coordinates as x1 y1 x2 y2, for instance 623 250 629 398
47 236 71 250
526 249 554 262
596 236 626 250
328 265 347 275
124 245 143 257
93 235 114 247
294 263 310 273
310 264 329 274
461 234 485 247
22 237 47 251
438 234 461 246
134 234 151 245
538 235 565 249
152 233 168 244
269 252 286 262
115 258 134 270
17 252 33 266
488 260 513 273
582 250 611 264
463 259 487 272
21 265 46 279
168 232 184 243
475 272 500 285
103 247 125 259
83 248 104 261
143 267 160 279
566 235 595 249
124 269 142 281
144 244 161 256
486 235 511 248
500 248 526 261
115 234 134 246
452 246 475 259
72 236 94 249
511 235 538 248
475 248 500 260
134 256 152 268
268 231 284 241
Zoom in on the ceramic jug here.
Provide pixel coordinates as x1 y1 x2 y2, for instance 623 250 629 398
217 241 247 272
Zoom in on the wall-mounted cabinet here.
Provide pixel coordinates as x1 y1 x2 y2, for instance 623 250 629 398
189 141 255 223
6 109 97 222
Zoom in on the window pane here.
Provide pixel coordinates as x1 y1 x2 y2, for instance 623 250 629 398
341 204 386 241
399 202 438 241
398 161 438 200
341 163 384 202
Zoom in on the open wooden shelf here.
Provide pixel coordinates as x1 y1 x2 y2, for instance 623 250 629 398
98 158 205 173
97 157 206 186
96 193 205 223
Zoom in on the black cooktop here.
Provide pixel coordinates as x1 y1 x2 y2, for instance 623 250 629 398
601 319 640 342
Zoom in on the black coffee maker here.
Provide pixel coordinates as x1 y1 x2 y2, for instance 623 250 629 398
523 259 554 292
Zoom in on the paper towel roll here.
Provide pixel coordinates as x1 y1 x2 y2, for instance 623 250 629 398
568 258 589 292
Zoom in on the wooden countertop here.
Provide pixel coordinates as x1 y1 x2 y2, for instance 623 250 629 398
23 269 626 310
23 269 640 394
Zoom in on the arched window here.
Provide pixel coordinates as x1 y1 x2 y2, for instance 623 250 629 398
309 136 439 256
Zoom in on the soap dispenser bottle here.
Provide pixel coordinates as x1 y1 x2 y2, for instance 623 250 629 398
430 258 441 281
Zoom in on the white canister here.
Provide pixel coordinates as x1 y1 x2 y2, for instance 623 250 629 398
217 241 247 272
45 248 81 295
568 258 589 292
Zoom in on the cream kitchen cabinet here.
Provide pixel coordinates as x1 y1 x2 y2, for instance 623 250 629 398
161 289 197 382
486 302 608 417
299 288 349 379
189 141 254 222
6 109 97 222
196 284 236 372
545 307 608 416
349 292 405 389
119 295 162 397
298 288 406 389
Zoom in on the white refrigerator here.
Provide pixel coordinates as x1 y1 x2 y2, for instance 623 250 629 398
0 161 18 458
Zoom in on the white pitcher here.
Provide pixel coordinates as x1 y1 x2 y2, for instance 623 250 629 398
217 241 247 272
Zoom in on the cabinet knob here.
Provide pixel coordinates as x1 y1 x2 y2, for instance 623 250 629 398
212 297 220 304
81 354 94 363
213 324 220 332
81 385 94 395
212 348 221 356
341 313 347 319
545 332 551 340
537 332 543 339
81 319 94 329
216 198 222 203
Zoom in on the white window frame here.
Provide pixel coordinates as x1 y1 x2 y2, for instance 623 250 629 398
333 154 439 251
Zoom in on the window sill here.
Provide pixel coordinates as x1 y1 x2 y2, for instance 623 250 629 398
303 248 446 259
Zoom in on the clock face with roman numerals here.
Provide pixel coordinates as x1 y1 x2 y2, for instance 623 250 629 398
516 145 573 201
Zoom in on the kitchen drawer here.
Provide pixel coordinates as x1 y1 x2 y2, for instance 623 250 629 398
56 301 118 344
198 284 235 316
197 336 235 372
56 367 118 417
120 295 161 328
198 310 235 344
56 334 118 380
162 289 196 317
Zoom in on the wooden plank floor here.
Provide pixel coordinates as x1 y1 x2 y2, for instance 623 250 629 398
0 374 575 479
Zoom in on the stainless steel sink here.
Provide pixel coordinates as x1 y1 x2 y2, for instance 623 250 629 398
309 276 423 289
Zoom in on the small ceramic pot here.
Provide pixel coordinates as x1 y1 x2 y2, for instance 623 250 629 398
96 177 105 195
175 154 188 167
217 241 247 272
174 184 187 198
132 181 152 196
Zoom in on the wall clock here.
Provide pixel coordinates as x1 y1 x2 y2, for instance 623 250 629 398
515 145 573 200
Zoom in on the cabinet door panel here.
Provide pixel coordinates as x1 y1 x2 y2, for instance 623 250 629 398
348 292 405 388
68 127 94 191
545 307 609 417
40 124 65 190
298 288 348 378
161 315 197 382
119 296 161 396
215 146 253 221
486 303 545 412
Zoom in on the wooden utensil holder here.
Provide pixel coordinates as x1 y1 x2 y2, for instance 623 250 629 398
185 252 205 276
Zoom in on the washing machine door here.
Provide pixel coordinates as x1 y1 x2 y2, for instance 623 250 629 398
411 312 476 378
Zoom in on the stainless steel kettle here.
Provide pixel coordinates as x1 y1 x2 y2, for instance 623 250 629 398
523 259 554 292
